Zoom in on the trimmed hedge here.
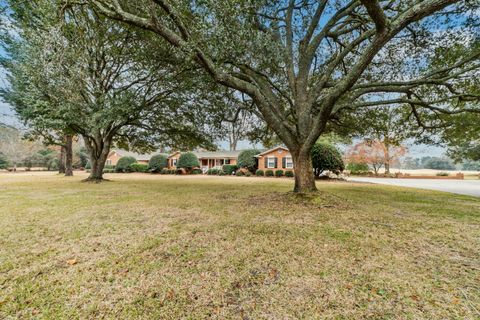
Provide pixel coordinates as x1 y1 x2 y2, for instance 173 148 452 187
149 154 168 173
275 169 284 177
115 156 137 172
285 170 294 177
207 168 220 175
265 170 274 177
346 163 369 175
129 163 149 173
192 168 203 174
255 169 264 176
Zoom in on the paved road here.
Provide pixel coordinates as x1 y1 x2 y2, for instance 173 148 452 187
348 177 480 197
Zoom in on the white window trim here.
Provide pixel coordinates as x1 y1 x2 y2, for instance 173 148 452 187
106 159 112 165
172 159 177 166
267 156 276 168
285 156 293 169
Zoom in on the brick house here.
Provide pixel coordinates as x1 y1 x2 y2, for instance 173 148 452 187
105 149 160 166
168 150 241 172
256 146 294 172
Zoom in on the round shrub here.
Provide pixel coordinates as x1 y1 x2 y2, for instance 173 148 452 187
222 164 238 175
160 168 169 174
177 152 200 172
265 170 274 177
346 162 369 175
192 168 203 174
245 171 252 177
148 154 168 173
256 169 264 176
275 169 284 177
311 143 344 177
207 168 220 175
218 171 226 176
237 149 260 173
236 170 245 176
285 170 294 178
115 156 137 173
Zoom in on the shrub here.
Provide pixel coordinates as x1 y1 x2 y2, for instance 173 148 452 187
0 152 9 170
237 149 260 173
85 161 91 170
436 172 450 176
346 162 369 175
104 164 115 170
256 169 264 176
149 154 168 173
129 163 149 173
207 168 220 175
192 168 203 174
424 157 455 170
285 170 294 177
103 169 115 173
265 170 274 177
275 169 284 177
177 152 200 172
311 142 344 177
115 156 137 172
222 164 238 175
160 168 169 174
218 171 226 176
236 170 245 176
245 171 252 177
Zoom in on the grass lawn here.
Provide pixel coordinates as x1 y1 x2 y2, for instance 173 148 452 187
1 172 479 319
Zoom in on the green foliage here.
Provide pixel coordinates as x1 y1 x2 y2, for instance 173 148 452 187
207 168 219 175
237 149 260 172
192 168 203 174
177 152 200 170
424 157 455 170
255 169 264 176
346 163 369 175
235 170 245 176
160 168 169 174
275 169 284 177
129 163 149 173
148 154 168 173
285 170 294 178
218 171 225 176
0 152 9 169
265 170 274 177
85 161 91 170
462 160 480 171
245 171 252 177
222 164 238 175
311 143 344 176
103 169 115 173
115 157 137 173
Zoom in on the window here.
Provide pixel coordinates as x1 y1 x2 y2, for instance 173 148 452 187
267 156 276 168
106 160 112 165
285 156 293 168
172 159 177 166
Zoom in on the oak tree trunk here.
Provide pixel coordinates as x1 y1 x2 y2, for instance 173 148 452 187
292 149 317 193
65 135 73 176
83 135 112 182
58 145 66 174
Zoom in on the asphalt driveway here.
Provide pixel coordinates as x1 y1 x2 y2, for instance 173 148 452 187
348 177 480 197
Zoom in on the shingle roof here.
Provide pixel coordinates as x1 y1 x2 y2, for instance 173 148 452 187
111 149 166 161
168 150 243 159
255 146 289 157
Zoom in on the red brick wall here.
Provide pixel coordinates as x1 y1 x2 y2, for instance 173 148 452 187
257 148 294 172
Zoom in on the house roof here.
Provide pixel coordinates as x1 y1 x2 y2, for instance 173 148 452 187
255 146 290 157
110 149 166 161
168 150 243 159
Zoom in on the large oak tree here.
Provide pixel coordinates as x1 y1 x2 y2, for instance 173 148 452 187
84 0 480 192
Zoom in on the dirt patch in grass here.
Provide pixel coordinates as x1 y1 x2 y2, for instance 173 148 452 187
0 172 479 319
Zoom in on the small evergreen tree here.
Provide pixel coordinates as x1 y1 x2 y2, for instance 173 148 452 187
148 155 168 173
177 152 199 172
311 143 344 177
237 149 260 173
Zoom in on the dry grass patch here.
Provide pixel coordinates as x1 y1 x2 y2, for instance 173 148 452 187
0 172 479 319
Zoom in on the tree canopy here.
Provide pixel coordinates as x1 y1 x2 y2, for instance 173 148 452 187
87 0 480 192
